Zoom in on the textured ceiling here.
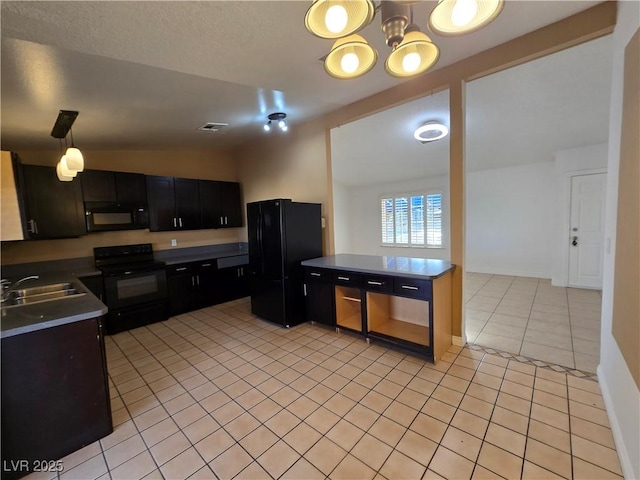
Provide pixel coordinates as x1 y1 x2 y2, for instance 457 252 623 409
0 1 605 151
331 34 613 186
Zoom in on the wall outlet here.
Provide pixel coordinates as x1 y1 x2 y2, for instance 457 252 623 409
171 239 177 247
321 217 326 229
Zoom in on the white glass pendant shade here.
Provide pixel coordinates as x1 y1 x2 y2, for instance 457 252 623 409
385 29 439 78
325 34 377 79
65 147 84 172
428 0 504 36
305 0 375 39
56 157 74 181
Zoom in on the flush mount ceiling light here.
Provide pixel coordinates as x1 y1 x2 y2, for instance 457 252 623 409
264 112 288 133
305 0 502 80
428 0 504 36
414 122 449 143
51 110 84 181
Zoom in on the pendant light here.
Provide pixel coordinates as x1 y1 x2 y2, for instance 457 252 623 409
64 127 84 172
385 24 439 78
428 0 504 36
56 158 74 182
305 0 375 39
324 34 377 79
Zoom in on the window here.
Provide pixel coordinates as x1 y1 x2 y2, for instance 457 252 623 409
380 192 442 247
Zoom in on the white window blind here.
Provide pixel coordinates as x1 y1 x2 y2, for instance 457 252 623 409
380 192 443 247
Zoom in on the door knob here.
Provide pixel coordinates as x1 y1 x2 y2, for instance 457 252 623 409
572 236 578 246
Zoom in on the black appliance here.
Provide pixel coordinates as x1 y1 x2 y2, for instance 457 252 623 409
85 201 149 232
247 199 322 327
94 243 168 334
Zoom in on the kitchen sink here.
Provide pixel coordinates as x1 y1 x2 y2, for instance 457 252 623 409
2 282 86 308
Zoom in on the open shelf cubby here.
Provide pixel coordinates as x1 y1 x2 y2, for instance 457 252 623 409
335 285 362 332
366 292 430 347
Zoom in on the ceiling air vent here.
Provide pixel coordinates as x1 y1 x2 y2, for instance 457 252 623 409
198 122 228 132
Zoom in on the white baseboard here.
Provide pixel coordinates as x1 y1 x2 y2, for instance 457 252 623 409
452 336 465 347
466 265 551 279
597 365 636 480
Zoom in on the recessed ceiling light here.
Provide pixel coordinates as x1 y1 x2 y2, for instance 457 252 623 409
414 122 449 143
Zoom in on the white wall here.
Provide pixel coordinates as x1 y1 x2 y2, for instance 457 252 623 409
552 143 608 286
337 175 450 259
598 2 640 478
466 162 556 278
332 181 351 254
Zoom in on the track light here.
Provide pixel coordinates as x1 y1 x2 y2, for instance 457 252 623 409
265 113 288 133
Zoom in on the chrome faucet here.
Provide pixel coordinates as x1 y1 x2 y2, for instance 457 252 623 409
1 275 39 302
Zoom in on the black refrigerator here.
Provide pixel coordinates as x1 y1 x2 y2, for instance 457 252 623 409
247 199 322 327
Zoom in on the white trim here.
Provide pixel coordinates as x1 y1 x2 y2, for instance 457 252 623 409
452 335 465 347
597 365 635 480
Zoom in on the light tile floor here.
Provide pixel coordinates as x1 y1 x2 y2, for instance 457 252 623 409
465 273 602 373
30 297 622 480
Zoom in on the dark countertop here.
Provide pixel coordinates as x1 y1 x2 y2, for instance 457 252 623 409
160 249 248 266
1 273 108 339
302 254 455 280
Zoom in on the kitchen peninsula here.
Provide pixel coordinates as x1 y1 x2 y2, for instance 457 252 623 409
302 254 455 363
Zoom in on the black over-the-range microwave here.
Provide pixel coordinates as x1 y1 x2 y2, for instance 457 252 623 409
85 201 149 232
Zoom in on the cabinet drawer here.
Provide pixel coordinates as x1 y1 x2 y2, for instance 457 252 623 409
394 277 431 300
333 271 361 287
197 261 216 272
167 263 194 276
305 268 331 282
362 274 393 293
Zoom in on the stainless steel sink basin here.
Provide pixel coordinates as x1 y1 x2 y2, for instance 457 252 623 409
2 282 86 308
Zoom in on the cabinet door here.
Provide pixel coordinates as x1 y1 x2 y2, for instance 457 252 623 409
218 266 249 303
196 263 219 308
146 176 176 231
115 172 147 203
168 273 196 315
219 182 242 227
81 170 116 202
199 180 222 229
306 280 335 326
174 178 201 230
22 164 86 238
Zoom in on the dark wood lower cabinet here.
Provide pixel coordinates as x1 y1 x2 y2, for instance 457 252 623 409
1 318 112 480
304 269 335 326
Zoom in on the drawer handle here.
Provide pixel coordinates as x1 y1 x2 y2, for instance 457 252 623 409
367 281 383 286
401 285 419 291
337 276 350 281
310 272 321 277
176 267 187 272
201 263 211 267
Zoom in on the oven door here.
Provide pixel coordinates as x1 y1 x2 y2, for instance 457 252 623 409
103 268 167 310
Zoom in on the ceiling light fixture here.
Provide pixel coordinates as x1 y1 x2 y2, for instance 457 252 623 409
51 110 84 181
428 0 504 36
264 113 288 133
305 0 502 80
414 122 449 143
305 0 375 39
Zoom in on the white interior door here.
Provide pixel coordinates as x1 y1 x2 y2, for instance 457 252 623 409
568 173 606 288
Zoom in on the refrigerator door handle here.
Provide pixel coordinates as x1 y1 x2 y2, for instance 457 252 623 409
258 212 265 274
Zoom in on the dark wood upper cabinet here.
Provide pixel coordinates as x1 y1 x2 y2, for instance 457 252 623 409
81 170 116 202
146 176 200 231
81 170 146 203
20 164 86 239
115 172 147 203
199 180 242 229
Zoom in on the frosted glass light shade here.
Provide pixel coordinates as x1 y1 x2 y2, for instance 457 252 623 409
56 157 74 181
428 0 504 36
305 0 375 39
65 147 84 172
385 30 439 78
325 34 377 79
